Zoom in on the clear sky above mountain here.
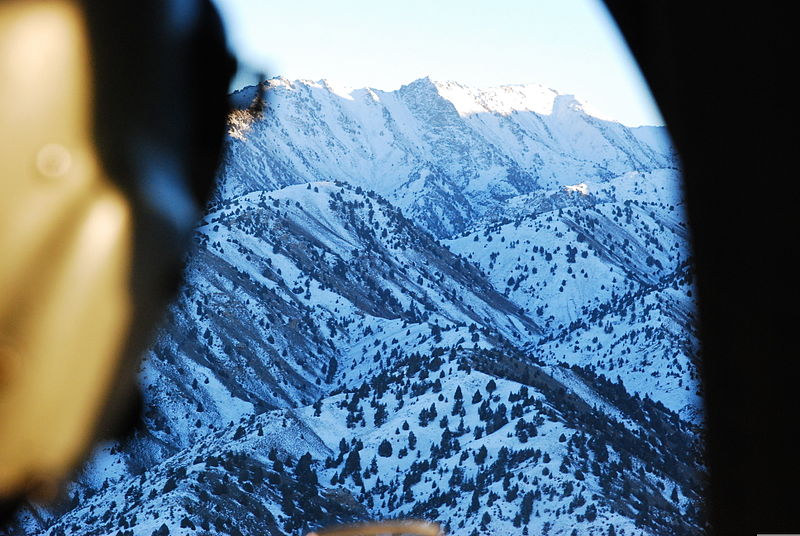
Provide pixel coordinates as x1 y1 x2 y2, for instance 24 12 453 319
211 0 664 127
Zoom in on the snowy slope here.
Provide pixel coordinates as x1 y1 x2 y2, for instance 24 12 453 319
294 349 704 536
38 411 366 536
447 170 701 421
127 182 539 461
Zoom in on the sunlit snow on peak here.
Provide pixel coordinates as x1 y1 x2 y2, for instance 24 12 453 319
563 182 589 195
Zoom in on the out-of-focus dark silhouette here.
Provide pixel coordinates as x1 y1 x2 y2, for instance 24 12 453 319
0 0 233 519
605 3 795 534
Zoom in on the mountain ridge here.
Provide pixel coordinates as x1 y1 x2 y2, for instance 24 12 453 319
221 76 676 238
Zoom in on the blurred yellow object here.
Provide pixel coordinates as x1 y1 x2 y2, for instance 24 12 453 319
310 520 442 536
0 0 133 501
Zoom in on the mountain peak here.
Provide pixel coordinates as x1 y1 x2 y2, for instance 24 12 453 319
398 75 439 92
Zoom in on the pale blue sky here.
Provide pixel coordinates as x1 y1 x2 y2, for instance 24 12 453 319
211 0 663 127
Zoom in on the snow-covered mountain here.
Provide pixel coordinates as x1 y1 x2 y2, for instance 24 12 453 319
220 77 677 238
11 79 704 536
447 170 701 422
130 182 539 460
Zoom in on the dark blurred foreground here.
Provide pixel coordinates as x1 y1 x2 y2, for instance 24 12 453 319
606 3 796 534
